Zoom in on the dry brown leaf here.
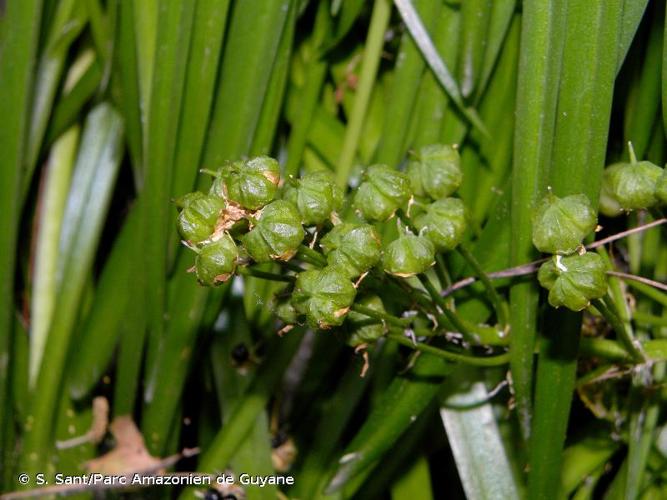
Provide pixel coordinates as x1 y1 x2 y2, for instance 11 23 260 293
84 416 161 474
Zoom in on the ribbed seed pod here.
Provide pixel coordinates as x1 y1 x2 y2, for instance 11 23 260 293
242 200 304 262
382 233 435 277
353 164 412 221
599 164 624 217
532 193 597 255
213 156 281 210
176 191 225 243
414 198 467 251
537 253 607 311
195 234 239 286
283 171 343 225
291 265 356 329
608 161 663 210
319 223 382 278
346 296 386 347
407 144 462 199
274 298 298 325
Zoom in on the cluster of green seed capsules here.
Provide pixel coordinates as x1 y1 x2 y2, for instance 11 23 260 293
532 146 666 312
175 145 467 342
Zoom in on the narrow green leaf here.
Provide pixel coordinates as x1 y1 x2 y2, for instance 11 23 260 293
440 369 520 500
560 431 619 496
133 0 158 125
459 0 492 99
67 206 140 399
23 0 87 198
29 125 80 388
203 0 292 163
0 0 43 479
336 0 392 187
391 455 434 500
19 103 124 479
374 0 439 167
510 0 568 440
618 0 650 73
142 0 196 387
325 354 451 493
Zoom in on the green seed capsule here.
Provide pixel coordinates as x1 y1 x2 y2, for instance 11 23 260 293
283 171 343 225
319 223 382 278
407 144 462 199
213 156 281 210
291 265 357 329
608 161 663 210
195 234 239 286
176 192 225 243
654 167 667 205
599 164 624 218
274 298 298 325
242 200 304 262
382 233 435 277
532 193 597 255
353 164 412 221
346 296 386 347
537 252 607 311
414 198 467 251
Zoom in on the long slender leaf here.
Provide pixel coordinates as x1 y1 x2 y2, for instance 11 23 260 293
19 103 124 479
0 0 44 482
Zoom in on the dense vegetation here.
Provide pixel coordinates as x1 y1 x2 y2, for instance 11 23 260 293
1 0 666 499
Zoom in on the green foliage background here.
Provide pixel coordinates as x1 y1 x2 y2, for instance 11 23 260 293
0 0 666 498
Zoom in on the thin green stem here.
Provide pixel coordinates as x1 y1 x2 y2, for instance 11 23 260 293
457 244 509 327
632 310 667 327
592 298 646 363
335 0 392 187
351 303 412 328
297 244 327 267
387 333 509 367
238 267 295 283
417 274 471 338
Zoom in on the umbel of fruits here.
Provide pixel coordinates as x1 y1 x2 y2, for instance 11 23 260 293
537 252 607 311
242 200 305 262
210 156 280 210
532 193 597 255
415 198 467 251
353 164 412 221
291 265 357 329
176 192 225 244
319 223 382 278
607 159 662 210
283 171 343 226
194 234 239 286
346 295 386 347
407 144 462 200
382 232 435 277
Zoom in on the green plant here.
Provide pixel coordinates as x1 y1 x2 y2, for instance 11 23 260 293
2 0 667 499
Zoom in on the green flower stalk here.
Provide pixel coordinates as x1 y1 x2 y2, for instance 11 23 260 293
607 160 662 210
176 191 225 243
346 295 386 347
319 223 382 278
537 253 607 311
353 164 412 221
407 144 462 199
382 232 435 277
195 234 239 286
414 198 467 251
211 156 281 210
532 193 597 255
291 265 357 329
283 171 344 225
242 200 304 262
